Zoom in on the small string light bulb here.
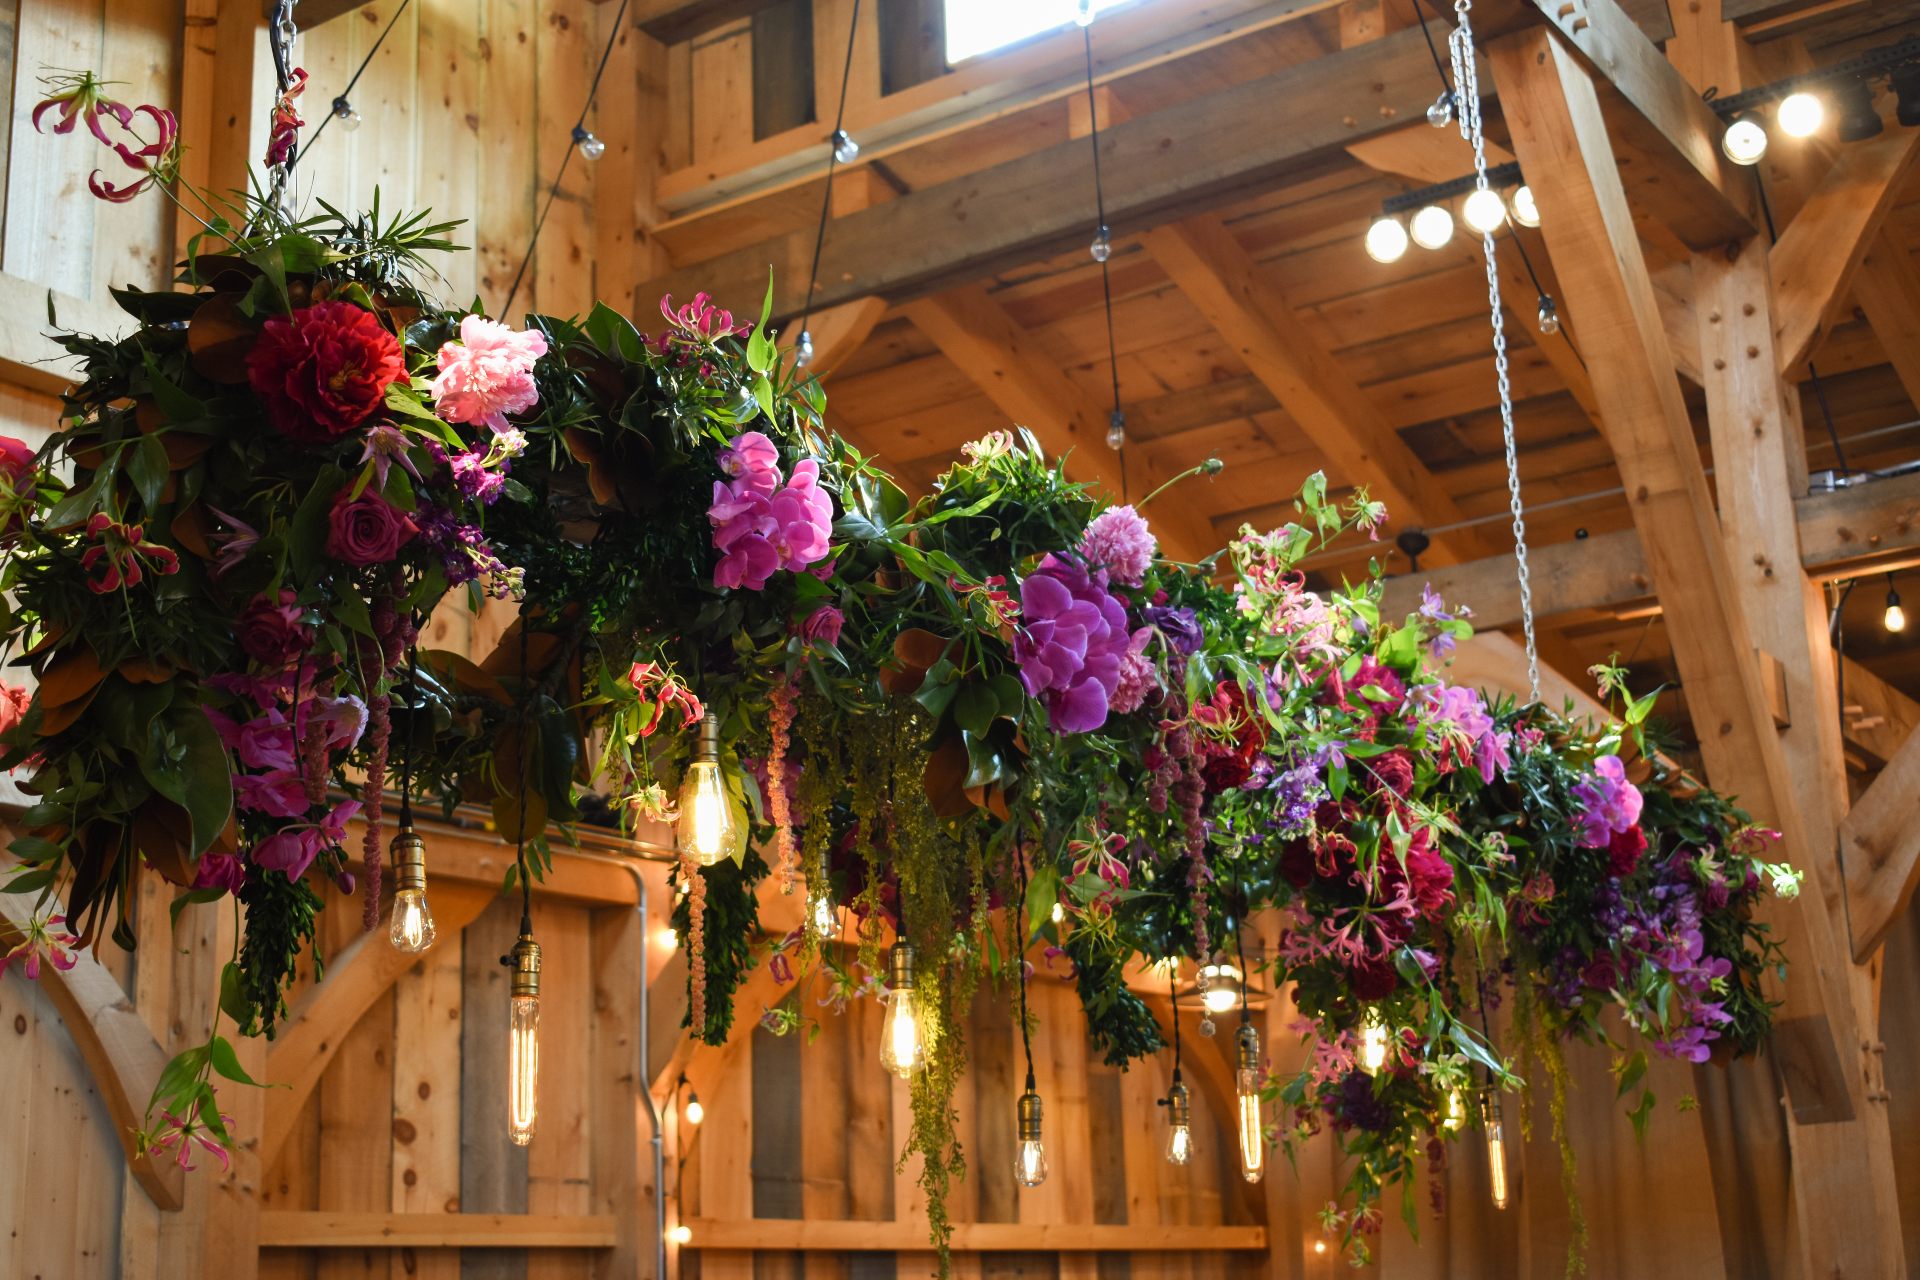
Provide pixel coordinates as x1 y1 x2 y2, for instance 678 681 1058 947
1162 1079 1193 1166
1364 215 1409 264
1461 187 1508 235
1886 576 1906 632
1509 185 1541 228
1537 294 1561 336
684 1090 705 1126
387 824 437 954
1777 91 1824 138
1234 1022 1264 1183
831 128 860 165
571 124 606 161
505 931 542 1145
1722 113 1769 165
1075 0 1096 26
880 942 931 1077
1358 1008 1389 1075
1090 224 1112 263
331 95 362 132
1484 1095 1511 1210
1409 203 1455 251
1427 89 1453 128
1015 1087 1049 1187
1050 900 1066 924
795 329 815 368
669 1225 693 1246
1105 408 1126 451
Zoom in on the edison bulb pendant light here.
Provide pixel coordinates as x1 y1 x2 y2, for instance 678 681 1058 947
677 712 743 866
1484 1095 1511 1210
1358 1008 1389 1075
1886 579 1906 633
506 932 542 1145
1015 1088 1049 1187
880 941 930 1077
1364 215 1409 264
387 824 437 954
1164 1079 1193 1166
1234 1022 1264 1183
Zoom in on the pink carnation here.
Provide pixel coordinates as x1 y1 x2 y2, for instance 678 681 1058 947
431 315 549 433
1080 505 1157 587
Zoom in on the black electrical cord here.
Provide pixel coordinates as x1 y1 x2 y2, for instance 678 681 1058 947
294 0 415 166
1410 0 1455 98
1166 967 1183 1086
513 618 534 937
1081 23 1128 498
398 638 418 827
1505 225 1586 371
1753 173 1854 479
797 0 864 348
503 0 632 318
1015 835 1036 1093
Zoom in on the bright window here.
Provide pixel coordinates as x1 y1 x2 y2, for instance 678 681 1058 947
944 0 1134 64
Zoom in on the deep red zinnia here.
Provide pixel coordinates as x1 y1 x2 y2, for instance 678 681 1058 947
246 300 406 443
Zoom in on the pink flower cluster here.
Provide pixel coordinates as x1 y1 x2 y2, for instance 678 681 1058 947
33 70 180 203
431 315 550 433
1570 755 1643 848
707 431 833 591
1080 504 1157 587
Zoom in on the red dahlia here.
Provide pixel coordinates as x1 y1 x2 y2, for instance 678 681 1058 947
246 300 406 442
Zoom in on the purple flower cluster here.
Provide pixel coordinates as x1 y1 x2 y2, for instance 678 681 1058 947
708 431 833 591
1570 755 1643 848
1010 554 1131 733
416 504 518 597
1583 864 1734 1063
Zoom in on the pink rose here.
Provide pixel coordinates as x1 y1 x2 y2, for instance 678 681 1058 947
325 489 417 566
797 605 843 647
237 589 313 669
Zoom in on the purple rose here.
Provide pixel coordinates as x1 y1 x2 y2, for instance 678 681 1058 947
326 489 418 566
1011 553 1131 734
798 605 844 648
237 589 313 669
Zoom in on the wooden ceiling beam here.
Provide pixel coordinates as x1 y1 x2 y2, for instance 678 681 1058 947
635 0 784 43
1840 649 1920 769
900 285 1223 563
1140 215 1505 563
1849 230 1920 414
1770 131 1920 374
635 26 1471 323
1841 722 1920 959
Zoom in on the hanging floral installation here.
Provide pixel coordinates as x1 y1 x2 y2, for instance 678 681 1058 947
0 79 1803 1267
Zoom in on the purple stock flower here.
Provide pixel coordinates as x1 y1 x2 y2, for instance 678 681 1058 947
1011 554 1131 734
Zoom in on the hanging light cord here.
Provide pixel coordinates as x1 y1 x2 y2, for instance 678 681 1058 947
1231 883 1252 1028
1411 0 1455 95
1166 967 1183 1087
512 620 534 938
1752 173 1853 478
1015 837 1037 1093
1504 225 1584 370
398 637 417 827
797 0 864 347
1081 23 1128 498
502 0 631 318
294 0 413 166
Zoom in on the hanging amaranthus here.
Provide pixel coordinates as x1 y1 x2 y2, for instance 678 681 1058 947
684 854 708 1035
767 678 798 894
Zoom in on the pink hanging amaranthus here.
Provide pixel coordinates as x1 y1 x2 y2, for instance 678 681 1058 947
685 856 709 1037
767 679 798 894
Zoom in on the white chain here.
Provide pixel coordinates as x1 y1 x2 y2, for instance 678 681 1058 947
1450 0 1540 703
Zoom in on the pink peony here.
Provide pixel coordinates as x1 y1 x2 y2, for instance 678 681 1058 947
430 315 549 433
1080 505 1157 586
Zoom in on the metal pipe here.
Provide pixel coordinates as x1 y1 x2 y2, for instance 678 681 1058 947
564 847 672 1280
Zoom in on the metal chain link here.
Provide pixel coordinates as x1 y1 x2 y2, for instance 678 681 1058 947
1451 0 1541 703
263 0 302 221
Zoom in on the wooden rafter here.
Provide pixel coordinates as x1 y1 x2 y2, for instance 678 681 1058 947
801 296 887 379
1841 723 1920 959
1839 654 1920 768
1141 216 1505 562
1770 130 1920 374
635 0 779 42
1851 229 1920 414
900 285 1223 563
637 26 1476 321
680 1220 1269 1251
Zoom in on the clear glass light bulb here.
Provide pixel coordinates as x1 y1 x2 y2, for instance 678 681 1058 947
1075 0 1095 26
579 132 607 161
1538 296 1561 336
677 760 741 866
795 329 815 368
1462 187 1508 235
1444 1088 1467 1131
1235 1070 1263 1183
880 956 928 1078
508 992 540 1146
1364 216 1409 264
1777 91 1823 138
1050 900 1065 924
1510 185 1541 228
1359 1009 1389 1075
684 1093 704 1126
1409 204 1454 250
1105 409 1126 450
811 892 837 935
670 1224 693 1246
1485 1099 1510 1210
1165 1120 1192 1165
389 888 436 953
1427 90 1453 128
1090 226 1112 263
1723 116 1768 165
832 129 860 164
1886 593 1906 632
338 107 362 132
1200 962 1240 1014
1015 1137 1048 1186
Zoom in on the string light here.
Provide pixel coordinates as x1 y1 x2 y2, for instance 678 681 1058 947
677 712 743 866
1885 574 1906 632
669 1225 693 1246
1364 216 1410 264
795 3 865 363
1358 1008 1389 1075
1777 90 1824 137
880 941 931 1077
1722 114 1769 164
684 1091 705 1127
1461 186 1507 235
1079 20 1128 493
1483 1095 1511 1210
330 95 361 132
1426 90 1453 128
1536 294 1561 336
1409 204 1455 250
1509 185 1540 228
831 128 861 165
571 124 606 161
1090 224 1112 263
794 329 816 368
1105 408 1126 451
294 0 412 165
1075 0 1095 26
1050 900 1065 924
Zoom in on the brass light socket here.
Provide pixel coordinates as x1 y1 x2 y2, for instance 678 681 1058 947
1017 1089 1044 1142
390 824 427 893
696 711 722 761
1166 1080 1192 1127
887 940 916 990
508 933 543 999
1235 1021 1261 1072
